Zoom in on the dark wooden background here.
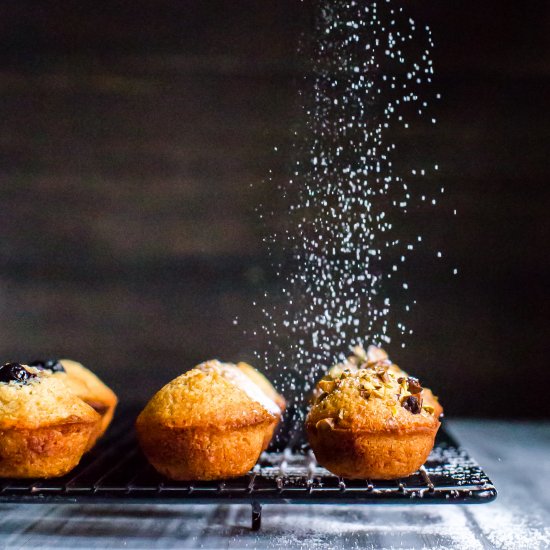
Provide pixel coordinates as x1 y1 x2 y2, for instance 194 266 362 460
0 1 548 417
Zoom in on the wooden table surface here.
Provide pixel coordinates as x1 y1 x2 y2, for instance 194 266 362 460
1 420 548 549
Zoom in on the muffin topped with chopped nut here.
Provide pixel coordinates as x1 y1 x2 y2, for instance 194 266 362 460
306 345 442 480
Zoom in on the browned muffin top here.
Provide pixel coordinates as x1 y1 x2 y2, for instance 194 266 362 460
0 364 100 430
307 345 441 434
136 360 281 431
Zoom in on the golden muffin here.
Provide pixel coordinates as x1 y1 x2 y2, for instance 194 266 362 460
136 360 283 480
29 358 118 449
307 348 442 479
0 362 100 478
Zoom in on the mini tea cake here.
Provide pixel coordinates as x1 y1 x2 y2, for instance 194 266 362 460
0 363 100 478
136 360 283 480
307 346 442 479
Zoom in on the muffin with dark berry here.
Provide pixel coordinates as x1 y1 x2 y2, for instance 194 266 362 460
29 358 118 449
306 347 442 479
0 363 100 478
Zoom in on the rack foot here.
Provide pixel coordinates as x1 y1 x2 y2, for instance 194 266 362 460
251 501 262 531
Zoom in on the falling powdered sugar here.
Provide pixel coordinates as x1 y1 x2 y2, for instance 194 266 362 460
247 0 451 415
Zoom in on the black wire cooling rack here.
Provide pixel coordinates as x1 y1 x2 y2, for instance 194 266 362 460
0 408 496 530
